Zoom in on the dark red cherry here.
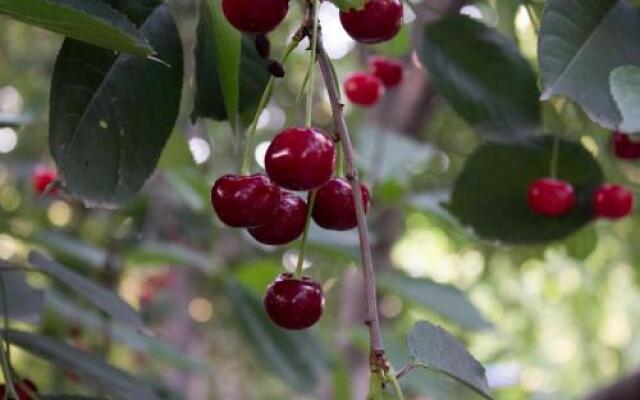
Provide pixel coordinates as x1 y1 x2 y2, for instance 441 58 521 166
527 178 576 217
265 127 335 191
312 177 370 231
222 0 289 34
264 273 325 330
593 184 634 219
344 72 384 107
339 0 403 44
0 379 38 400
32 165 57 195
368 56 403 87
248 192 307 245
211 174 281 228
612 131 640 160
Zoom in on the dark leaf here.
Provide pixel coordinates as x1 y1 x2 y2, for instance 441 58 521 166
420 16 540 141
49 3 183 208
447 136 603 244
0 265 44 323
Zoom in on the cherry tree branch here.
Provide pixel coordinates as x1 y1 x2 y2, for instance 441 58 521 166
316 38 387 371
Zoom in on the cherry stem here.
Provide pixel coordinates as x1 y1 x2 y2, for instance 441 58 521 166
305 0 320 128
395 361 416 380
317 37 387 371
240 40 300 175
337 144 345 177
295 190 317 278
386 365 407 400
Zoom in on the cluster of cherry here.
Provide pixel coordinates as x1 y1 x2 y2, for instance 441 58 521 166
344 56 403 107
527 132 636 220
0 379 38 400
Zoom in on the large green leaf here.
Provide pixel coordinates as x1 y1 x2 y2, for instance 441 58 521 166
378 272 491 331
538 0 640 130
610 66 640 133
224 280 328 392
4 329 160 400
447 137 604 244
407 321 492 399
0 0 152 56
420 16 540 141
191 0 270 128
49 3 183 208
0 266 44 323
28 252 144 329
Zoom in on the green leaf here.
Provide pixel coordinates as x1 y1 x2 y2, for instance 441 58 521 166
0 0 152 55
123 241 217 275
539 0 640 130
28 251 144 329
0 266 44 323
224 280 329 392
192 0 270 128
49 3 183 208
420 16 540 141
563 226 598 260
4 329 160 400
30 230 108 270
379 272 491 331
610 66 640 133
407 320 492 399
328 0 366 11
448 136 603 244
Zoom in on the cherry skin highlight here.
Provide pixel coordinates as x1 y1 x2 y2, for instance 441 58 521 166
593 184 634 219
264 273 325 330
222 0 289 34
265 127 335 191
312 177 371 231
368 56 403 87
344 72 384 107
211 174 281 228
32 165 57 195
248 192 307 245
0 379 38 400
340 0 403 44
527 178 576 217
612 131 640 160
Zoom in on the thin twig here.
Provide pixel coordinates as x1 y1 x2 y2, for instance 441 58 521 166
395 361 417 380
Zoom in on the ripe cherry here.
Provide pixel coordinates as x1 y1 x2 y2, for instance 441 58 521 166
612 131 640 160
344 72 384 107
527 178 576 217
593 184 634 219
312 177 371 231
0 379 38 400
211 174 281 228
222 0 289 34
368 56 403 87
32 165 57 195
264 273 325 330
340 0 403 44
248 192 307 245
265 127 335 191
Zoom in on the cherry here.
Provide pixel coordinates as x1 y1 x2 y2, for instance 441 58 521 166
32 165 57 195
248 192 307 245
264 273 325 330
593 184 634 219
612 131 640 160
527 178 576 217
312 177 371 231
340 0 403 44
0 379 38 400
265 127 335 191
211 174 281 228
344 72 384 107
222 0 289 34
368 56 403 87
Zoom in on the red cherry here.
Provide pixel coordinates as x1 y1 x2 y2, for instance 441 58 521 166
593 184 634 219
312 177 370 231
248 192 307 245
211 174 281 228
264 273 325 330
0 379 38 400
612 131 640 160
368 56 403 87
222 0 289 34
32 165 57 195
340 0 403 44
344 72 384 107
527 178 576 217
265 127 335 191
